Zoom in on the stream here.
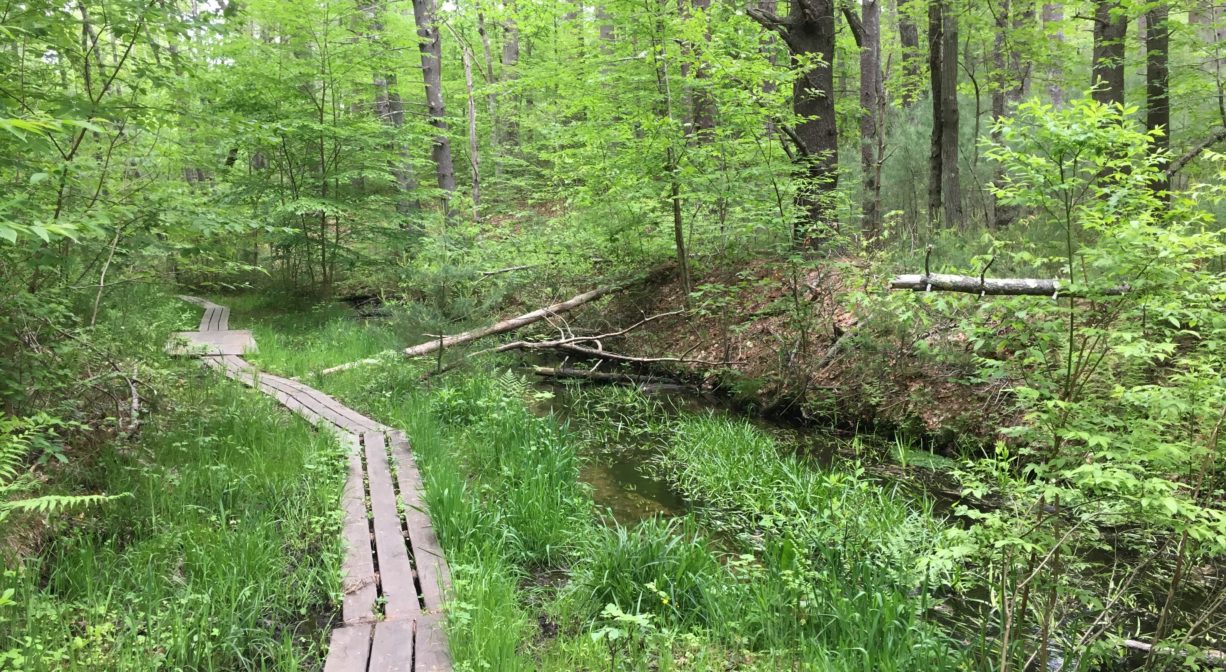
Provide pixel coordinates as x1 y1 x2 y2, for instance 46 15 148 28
525 372 1223 671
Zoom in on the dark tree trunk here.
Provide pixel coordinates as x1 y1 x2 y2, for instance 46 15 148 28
748 0 840 247
845 1 882 241
928 0 961 227
939 1 962 227
411 0 456 198
928 0 943 222
1146 3 1170 195
897 0 921 107
1092 0 1127 106
991 0 1028 227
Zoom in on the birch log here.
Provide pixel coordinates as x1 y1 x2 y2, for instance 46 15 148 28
890 274 1129 296
403 283 631 358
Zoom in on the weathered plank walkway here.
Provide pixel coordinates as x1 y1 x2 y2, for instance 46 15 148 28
176 296 452 672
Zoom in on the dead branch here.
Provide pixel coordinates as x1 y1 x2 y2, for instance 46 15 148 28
1122 639 1226 667
526 366 686 387
403 281 637 358
1167 127 1226 177
480 264 537 277
890 273 1129 297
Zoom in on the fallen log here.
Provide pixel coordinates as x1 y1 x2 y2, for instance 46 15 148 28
1123 639 1226 667
403 282 634 358
527 366 686 387
890 274 1129 297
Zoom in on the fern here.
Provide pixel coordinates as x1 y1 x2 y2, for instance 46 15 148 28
0 414 124 525
494 368 530 401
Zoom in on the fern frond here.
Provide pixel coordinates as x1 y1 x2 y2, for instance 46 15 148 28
0 492 127 522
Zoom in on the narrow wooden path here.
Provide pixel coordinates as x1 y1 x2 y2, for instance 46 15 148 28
176 296 452 672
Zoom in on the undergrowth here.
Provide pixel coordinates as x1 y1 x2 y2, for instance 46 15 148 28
0 292 346 671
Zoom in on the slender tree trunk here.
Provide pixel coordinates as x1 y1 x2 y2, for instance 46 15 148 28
461 44 481 220
689 0 715 137
897 0 921 107
501 3 520 146
651 1 692 295
1092 0 1127 106
1146 3 1170 195
1043 3 1065 106
365 0 419 217
847 1 882 241
410 0 456 199
476 7 499 176
758 0 780 134
939 1 962 227
928 0 943 223
992 0 1025 227
1189 3 1226 127
748 0 840 247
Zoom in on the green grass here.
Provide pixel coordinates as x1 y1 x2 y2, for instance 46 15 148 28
1 289 346 671
217 292 403 379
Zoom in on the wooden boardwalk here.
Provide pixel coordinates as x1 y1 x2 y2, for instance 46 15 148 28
176 296 452 672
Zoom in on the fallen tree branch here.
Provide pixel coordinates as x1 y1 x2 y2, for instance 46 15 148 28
526 366 686 387
317 353 390 376
1167 127 1226 177
1122 639 1226 667
404 282 636 358
890 273 1129 297
480 264 536 277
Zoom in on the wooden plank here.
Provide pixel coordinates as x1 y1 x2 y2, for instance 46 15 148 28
388 432 451 609
369 620 414 672
341 433 379 624
414 613 452 672
364 432 419 620
254 373 363 426
216 305 230 331
268 376 384 432
256 375 368 432
323 623 373 672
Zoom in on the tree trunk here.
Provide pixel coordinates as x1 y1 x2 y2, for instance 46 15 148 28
688 0 715 137
476 7 499 176
1092 0 1127 106
461 44 481 220
928 0 943 223
403 283 634 358
748 0 840 247
847 1 882 242
1043 3 1065 106
502 3 521 146
938 0 962 227
365 0 419 217
992 0 1027 227
410 0 456 198
890 273 1129 296
1189 2 1226 127
1146 3 1170 195
897 0 922 107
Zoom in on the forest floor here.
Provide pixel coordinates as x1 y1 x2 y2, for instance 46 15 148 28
580 260 1012 450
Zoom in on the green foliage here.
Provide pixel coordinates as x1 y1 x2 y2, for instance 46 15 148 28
0 414 120 525
902 98 1226 667
0 378 345 671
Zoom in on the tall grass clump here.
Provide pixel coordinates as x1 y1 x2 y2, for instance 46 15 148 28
659 416 964 670
0 376 345 671
564 517 724 630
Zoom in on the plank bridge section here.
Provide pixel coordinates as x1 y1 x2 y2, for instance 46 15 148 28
176 297 452 672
